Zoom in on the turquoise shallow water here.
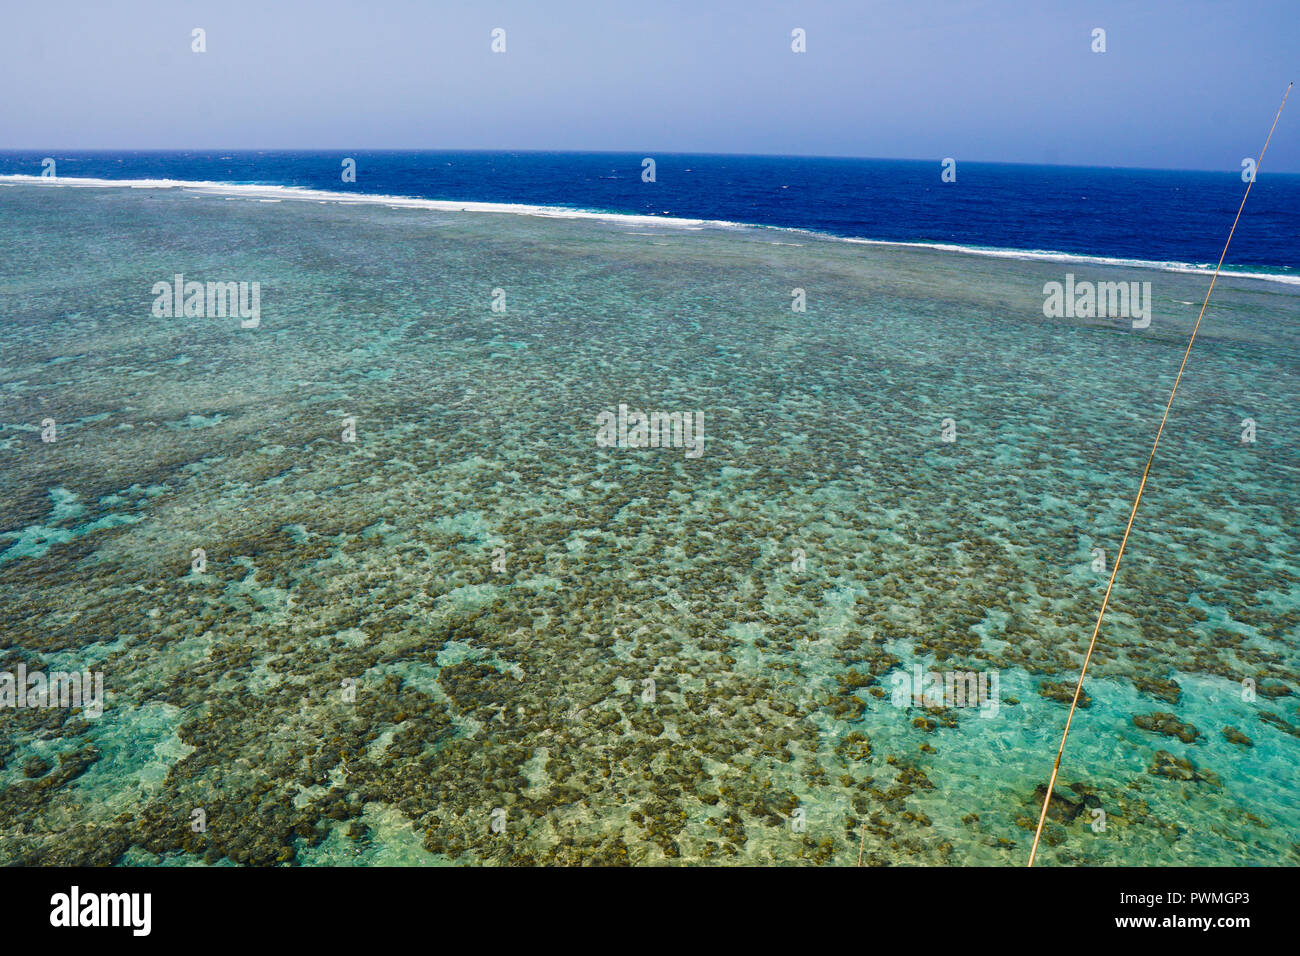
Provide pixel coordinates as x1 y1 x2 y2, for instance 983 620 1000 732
1 181 1298 865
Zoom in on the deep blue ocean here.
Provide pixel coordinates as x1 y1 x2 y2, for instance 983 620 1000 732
2 149 1298 273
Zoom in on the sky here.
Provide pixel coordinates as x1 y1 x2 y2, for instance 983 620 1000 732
1 0 1297 172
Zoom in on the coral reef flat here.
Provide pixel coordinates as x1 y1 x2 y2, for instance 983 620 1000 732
1 182 1298 865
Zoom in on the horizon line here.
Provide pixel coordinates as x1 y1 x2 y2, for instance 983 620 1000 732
2 147 1297 178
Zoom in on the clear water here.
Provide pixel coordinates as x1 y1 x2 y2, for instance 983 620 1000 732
1 179 1297 866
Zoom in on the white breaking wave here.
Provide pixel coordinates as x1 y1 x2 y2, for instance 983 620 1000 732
0 174 725 229
835 235 1300 286
3 173 1297 287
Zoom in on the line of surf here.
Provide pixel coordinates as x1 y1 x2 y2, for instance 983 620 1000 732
0 173 725 230
831 234 1300 285
4 173 1297 287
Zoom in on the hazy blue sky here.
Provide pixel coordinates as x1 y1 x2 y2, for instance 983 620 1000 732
1 0 1296 171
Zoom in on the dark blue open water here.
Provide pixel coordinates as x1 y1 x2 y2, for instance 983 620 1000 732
2 150 1297 274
